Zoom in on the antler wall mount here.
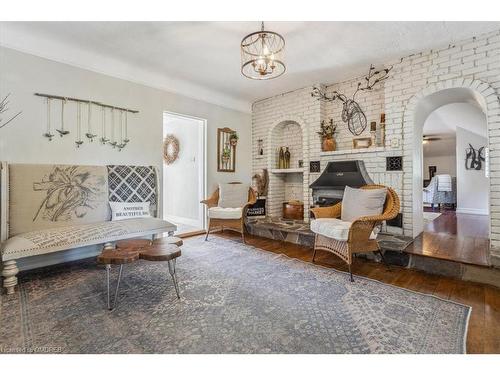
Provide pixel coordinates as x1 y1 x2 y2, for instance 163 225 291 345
311 64 392 136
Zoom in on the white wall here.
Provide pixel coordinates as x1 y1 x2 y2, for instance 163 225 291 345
423 155 457 179
0 46 251 194
0 46 251 269
456 126 489 215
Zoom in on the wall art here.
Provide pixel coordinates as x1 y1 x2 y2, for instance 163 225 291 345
163 134 180 165
311 64 392 136
217 127 236 172
465 144 485 170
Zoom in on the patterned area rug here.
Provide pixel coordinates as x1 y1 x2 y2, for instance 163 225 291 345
0 236 470 354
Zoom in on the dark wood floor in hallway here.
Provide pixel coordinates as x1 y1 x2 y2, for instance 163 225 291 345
212 231 500 353
406 209 490 266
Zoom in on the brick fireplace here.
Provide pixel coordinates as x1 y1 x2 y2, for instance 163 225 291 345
251 29 500 265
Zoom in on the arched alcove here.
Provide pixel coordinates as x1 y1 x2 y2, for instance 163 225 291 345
266 118 309 221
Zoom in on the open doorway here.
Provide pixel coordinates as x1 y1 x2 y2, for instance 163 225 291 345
163 112 207 236
410 89 490 265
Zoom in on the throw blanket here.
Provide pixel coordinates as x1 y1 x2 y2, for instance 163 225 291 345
437 174 452 192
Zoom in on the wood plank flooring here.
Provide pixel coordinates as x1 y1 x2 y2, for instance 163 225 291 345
406 210 490 266
211 231 500 353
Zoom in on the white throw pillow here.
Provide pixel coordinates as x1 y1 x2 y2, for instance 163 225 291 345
109 202 151 221
218 183 249 208
341 186 387 222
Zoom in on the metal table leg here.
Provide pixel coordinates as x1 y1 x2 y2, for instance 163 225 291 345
167 259 180 299
106 264 124 311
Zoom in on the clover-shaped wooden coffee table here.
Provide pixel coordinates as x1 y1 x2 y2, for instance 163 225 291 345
97 237 182 310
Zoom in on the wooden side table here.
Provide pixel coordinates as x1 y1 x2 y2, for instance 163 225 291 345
97 239 182 310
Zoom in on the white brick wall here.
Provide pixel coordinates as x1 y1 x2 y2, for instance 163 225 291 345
252 29 500 261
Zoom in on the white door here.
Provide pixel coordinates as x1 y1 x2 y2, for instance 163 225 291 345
163 112 206 235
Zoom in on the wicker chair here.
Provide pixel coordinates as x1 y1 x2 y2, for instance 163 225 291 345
201 182 257 243
310 184 400 281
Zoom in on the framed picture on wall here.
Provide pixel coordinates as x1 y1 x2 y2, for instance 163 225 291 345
352 137 372 149
217 127 236 172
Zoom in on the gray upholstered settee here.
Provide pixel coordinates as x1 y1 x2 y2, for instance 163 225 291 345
0 162 176 294
423 176 457 209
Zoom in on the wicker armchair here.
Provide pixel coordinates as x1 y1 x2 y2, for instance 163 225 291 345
310 184 400 281
201 182 257 243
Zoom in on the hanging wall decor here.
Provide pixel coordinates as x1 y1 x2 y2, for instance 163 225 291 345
75 102 84 148
56 99 70 137
163 134 180 165
100 106 109 144
217 127 236 172
43 98 54 141
35 92 138 152
85 102 97 142
311 64 392 136
109 108 117 148
465 144 485 170
229 131 239 146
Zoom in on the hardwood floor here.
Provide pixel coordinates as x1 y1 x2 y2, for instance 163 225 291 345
405 209 490 266
211 230 500 353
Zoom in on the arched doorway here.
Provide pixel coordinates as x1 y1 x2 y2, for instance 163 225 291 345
402 79 500 264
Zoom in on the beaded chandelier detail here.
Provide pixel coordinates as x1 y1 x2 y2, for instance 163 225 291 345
240 22 285 80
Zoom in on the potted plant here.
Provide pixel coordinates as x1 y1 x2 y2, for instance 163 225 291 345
317 119 337 152
222 146 231 164
229 132 239 146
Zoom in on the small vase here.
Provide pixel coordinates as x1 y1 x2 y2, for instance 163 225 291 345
278 147 285 169
322 137 336 152
230 138 238 147
284 147 291 169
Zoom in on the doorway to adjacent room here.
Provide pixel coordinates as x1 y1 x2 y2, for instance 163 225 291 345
163 112 207 236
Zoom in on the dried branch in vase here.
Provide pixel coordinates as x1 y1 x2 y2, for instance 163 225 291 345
0 93 22 129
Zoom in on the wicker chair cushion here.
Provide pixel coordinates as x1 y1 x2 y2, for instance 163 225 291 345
341 186 387 222
218 183 249 208
311 218 377 241
208 207 243 219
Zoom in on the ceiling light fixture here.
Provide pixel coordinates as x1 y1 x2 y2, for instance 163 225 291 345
241 22 285 80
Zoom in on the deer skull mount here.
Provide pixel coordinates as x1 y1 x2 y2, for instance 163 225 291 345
311 64 392 136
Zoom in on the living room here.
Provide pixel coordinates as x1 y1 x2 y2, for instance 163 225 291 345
1 0 500 371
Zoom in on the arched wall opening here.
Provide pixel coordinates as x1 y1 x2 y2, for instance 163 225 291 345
411 87 490 237
423 102 488 215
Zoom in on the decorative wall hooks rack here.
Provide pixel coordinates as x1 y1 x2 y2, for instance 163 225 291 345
35 92 138 151
34 93 139 113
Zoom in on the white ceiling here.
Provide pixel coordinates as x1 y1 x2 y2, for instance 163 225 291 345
423 102 487 157
424 102 487 137
1 21 500 112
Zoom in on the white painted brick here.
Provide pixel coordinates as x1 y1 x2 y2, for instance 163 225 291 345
252 29 500 236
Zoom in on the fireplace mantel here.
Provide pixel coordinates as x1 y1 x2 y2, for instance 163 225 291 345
320 147 385 157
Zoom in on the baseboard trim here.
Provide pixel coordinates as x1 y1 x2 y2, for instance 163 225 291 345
456 208 489 215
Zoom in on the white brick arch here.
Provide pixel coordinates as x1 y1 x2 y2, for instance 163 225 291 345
401 78 500 260
266 115 310 221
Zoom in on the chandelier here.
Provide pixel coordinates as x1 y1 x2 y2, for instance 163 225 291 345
240 22 285 80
